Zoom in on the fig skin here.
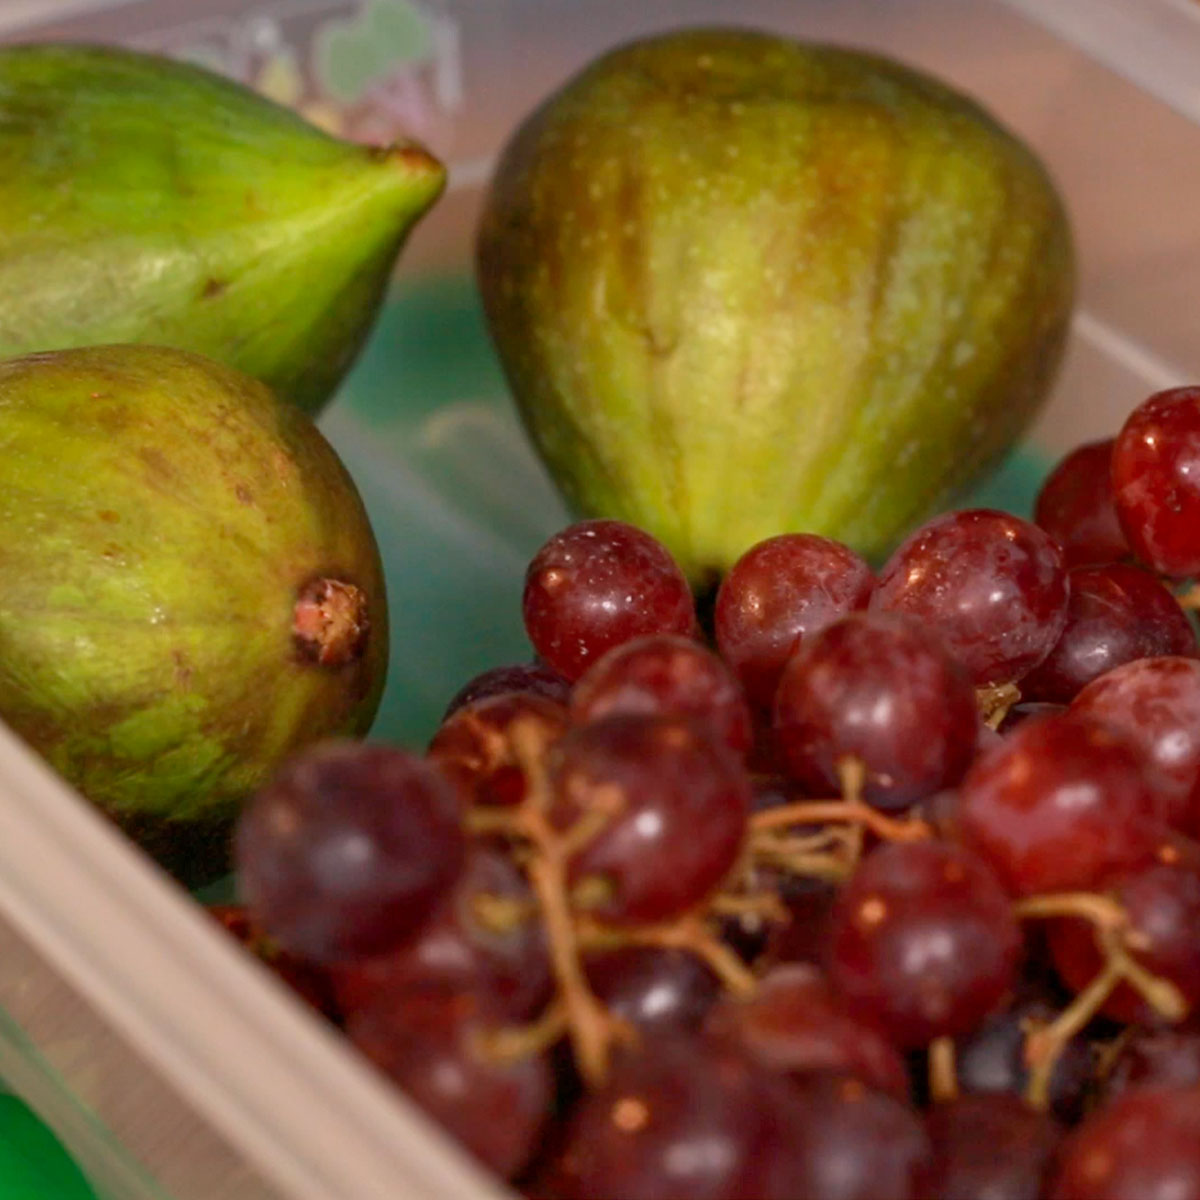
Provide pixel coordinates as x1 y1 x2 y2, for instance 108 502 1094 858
477 28 1075 583
0 345 388 884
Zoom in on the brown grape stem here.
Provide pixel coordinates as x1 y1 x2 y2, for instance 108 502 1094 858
1024 962 1120 1111
928 1037 959 1104
578 915 759 998
1175 582 1200 610
708 890 791 924
469 890 539 934
750 801 932 844
1013 892 1129 932
977 682 1021 730
477 1001 569 1065
1098 924 1190 1023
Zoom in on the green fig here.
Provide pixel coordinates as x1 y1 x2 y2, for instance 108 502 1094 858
477 28 1075 582
0 43 445 416
0 345 387 884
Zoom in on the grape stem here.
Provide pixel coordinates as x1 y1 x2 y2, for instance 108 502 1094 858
750 801 931 844
1175 582 1200 610
477 1001 569 1065
1013 892 1128 931
928 1037 959 1104
976 682 1021 730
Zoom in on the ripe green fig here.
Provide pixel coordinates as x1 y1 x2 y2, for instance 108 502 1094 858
477 28 1075 582
0 44 445 416
0 345 388 884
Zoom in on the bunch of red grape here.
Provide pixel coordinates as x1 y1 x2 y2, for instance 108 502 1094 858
226 385 1200 1199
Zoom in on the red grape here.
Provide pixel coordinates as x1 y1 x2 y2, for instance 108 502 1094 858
1049 858 1200 1025
869 508 1069 685
427 691 570 807
784 1075 932 1200
1049 1085 1200 1200
956 711 1164 896
714 533 874 710
522 520 696 681
925 1093 1061 1200
235 742 465 965
1071 656 1200 834
1112 385 1200 577
1021 563 1196 703
548 714 750 925
773 612 978 811
585 946 720 1034
828 840 1022 1047
348 984 551 1179
1034 438 1129 568
570 634 752 757
442 661 571 720
330 847 552 1023
1104 1029 1200 1100
548 1033 813 1200
706 962 910 1099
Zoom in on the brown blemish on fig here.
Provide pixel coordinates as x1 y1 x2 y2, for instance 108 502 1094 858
98 510 120 523
292 578 369 667
202 277 228 299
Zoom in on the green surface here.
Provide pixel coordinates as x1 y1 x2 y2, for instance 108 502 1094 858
0 1095 100 1200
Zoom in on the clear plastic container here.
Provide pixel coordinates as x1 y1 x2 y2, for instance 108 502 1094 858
0 1 1198 1196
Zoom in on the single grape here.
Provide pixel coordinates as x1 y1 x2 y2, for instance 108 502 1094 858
522 520 697 681
235 742 465 965
570 634 752 757
925 1093 1061 1200
956 985 1093 1124
1049 1085 1200 1200
330 847 552 1023
548 714 750 925
207 904 338 1021
1071 656 1200 834
1111 385 1200 577
1049 858 1200 1025
1103 1029 1200 1100
442 661 571 721
1034 438 1129 568
547 1033 812 1200
427 692 570 807
828 840 1022 1047
714 533 874 711
772 611 979 811
956 711 1164 896
705 962 911 1099
784 1075 932 1200
869 508 1069 685
584 946 720 1035
347 984 551 1180
1021 563 1196 703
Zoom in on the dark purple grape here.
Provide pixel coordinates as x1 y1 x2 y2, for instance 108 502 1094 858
956 711 1164 896
427 692 570 807
1049 858 1200 1025
1021 563 1196 703
1112 385 1200 577
714 533 874 711
773 612 979 811
1034 438 1129 568
706 962 910 1099
330 847 552 1023
1050 1085 1200 1200
1071 656 1200 835
570 634 752 757
548 1034 812 1200
522 520 697 682
548 714 750 925
828 840 1022 1047
235 742 465 965
442 661 572 721
348 984 551 1179
956 986 1093 1124
869 508 1069 686
925 1093 1061 1200
585 946 720 1034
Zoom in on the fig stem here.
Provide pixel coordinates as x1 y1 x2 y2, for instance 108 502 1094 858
928 1037 959 1104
